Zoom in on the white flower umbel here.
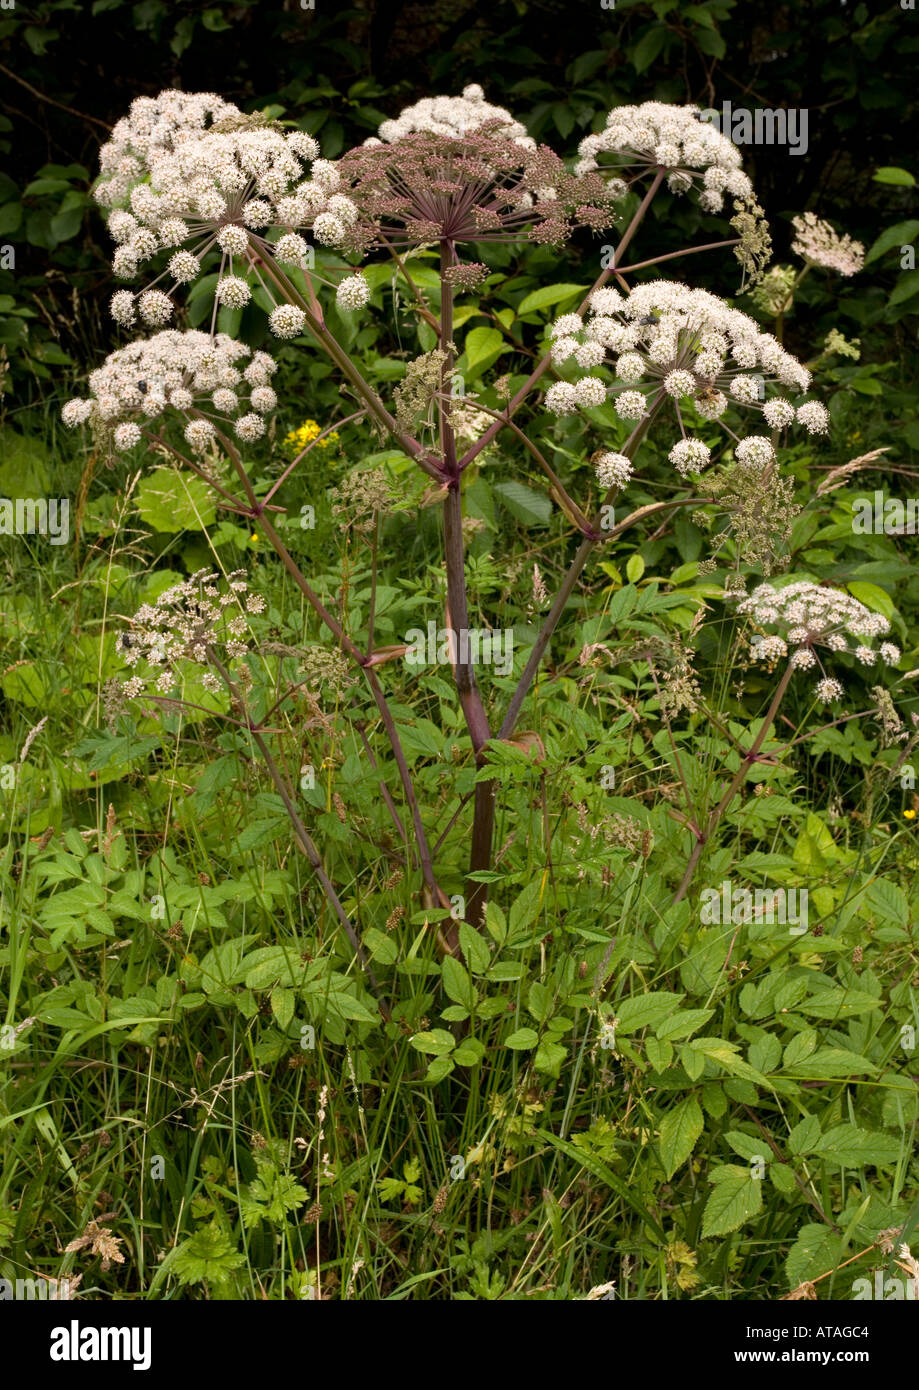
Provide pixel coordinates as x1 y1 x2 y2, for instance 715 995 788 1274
594 451 633 490
61 330 278 452
576 103 771 282
94 90 363 329
575 102 753 208
791 213 865 277
545 281 820 470
737 580 897 695
120 567 266 698
366 84 534 149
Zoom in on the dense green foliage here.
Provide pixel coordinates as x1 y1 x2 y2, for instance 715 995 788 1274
0 0 917 1303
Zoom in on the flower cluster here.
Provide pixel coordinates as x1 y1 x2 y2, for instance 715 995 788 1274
335 127 622 256
575 102 752 207
366 84 534 148
94 90 363 335
120 568 266 697
737 580 899 699
61 329 278 452
282 418 339 457
575 104 771 280
791 213 865 277
545 281 828 475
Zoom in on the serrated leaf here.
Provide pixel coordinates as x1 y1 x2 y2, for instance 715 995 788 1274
504 1026 539 1050
784 1047 878 1078
270 987 295 1031
785 1223 842 1289
812 1124 903 1168
616 991 684 1034
789 1114 821 1156
701 1167 763 1238
659 1095 703 1179
493 480 553 527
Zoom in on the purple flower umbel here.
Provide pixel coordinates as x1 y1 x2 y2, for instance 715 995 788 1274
336 123 622 254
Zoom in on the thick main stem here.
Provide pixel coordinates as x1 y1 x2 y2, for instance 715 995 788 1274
438 240 494 930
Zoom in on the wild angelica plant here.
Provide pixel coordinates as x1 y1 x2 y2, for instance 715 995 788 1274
62 87 899 1008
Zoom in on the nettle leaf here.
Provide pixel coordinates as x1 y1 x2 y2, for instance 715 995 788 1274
658 1094 704 1179
812 1124 903 1168
615 991 684 1034
701 1165 763 1238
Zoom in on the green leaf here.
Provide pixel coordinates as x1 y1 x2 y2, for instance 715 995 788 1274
135 468 217 532
410 1029 455 1056
812 1124 903 1168
864 878 908 925
888 269 919 308
786 1223 842 1289
799 987 882 1020
873 167 916 186
630 26 667 72
504 1026 539 1050
533 1038 568 1077
846 581 895 620
659 1095 704 1179
625 553 645 583
655 1008 714 1041
442 956 476 1010
701 1166 763 1238
516 283 587 316
865 220 919 265
789 1114 821 1156
461 326 504 381
458 921 491 974
616 991 684 1034
493 480 553 527
724 1130 768 1163
784 1047 878 1078
269 987 295 1031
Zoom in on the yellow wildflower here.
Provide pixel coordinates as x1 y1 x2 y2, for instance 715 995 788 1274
282 419 339 457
